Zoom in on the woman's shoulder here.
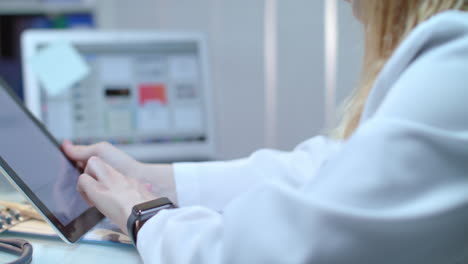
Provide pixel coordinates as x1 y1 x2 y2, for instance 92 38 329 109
394 10 468 75
362 11 468 121
426 10 468 30
391 10 468 72
414 10 468 52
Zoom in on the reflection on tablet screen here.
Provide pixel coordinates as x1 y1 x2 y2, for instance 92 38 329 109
0 88 89 226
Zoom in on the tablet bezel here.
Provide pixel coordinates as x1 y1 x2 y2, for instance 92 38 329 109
0 79 104 244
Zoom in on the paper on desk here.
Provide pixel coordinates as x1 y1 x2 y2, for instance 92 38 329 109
29 41 90 97
8 219 132 245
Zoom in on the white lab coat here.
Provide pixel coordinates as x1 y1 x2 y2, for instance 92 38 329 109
137 11 468 263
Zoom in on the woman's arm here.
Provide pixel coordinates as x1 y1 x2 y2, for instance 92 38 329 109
139 120 468 264
173 136 341 211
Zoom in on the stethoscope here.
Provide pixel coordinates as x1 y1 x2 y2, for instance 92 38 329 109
0 238 32 264
0 204 34 264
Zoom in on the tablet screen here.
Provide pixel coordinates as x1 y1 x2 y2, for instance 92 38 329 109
0 83 96 231
0 87 89 225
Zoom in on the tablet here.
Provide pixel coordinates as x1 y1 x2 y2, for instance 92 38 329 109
0 79 104 243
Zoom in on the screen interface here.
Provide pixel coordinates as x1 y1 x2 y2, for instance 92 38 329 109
0 85 89 226
39 41 207 146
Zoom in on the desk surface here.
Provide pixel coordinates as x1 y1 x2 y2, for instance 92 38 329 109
0 188 142 264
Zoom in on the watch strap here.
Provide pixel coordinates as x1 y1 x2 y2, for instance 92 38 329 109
127 211 139 246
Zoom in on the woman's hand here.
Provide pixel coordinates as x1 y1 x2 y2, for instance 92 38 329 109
62 140 178 204
78 156 157 234
62 140 142 179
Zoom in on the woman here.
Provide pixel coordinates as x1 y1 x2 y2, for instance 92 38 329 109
63 0 468 263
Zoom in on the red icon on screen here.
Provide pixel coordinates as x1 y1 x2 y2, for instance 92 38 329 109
139 84 167 105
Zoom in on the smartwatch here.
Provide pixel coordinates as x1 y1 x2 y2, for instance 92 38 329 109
127 197 175 246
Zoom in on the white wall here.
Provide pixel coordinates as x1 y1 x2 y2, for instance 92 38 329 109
276 0 326 150
95 0 364 159
336 1 364 109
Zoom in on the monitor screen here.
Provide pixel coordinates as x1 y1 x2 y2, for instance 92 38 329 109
39 41 207 146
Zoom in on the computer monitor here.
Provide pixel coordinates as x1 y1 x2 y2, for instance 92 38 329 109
21 30 215 162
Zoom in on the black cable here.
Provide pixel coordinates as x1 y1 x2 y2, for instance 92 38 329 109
0 238 33 264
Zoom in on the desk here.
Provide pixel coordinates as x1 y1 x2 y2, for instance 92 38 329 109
0 189 142 264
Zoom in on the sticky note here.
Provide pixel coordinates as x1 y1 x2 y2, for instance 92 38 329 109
29 41 90 97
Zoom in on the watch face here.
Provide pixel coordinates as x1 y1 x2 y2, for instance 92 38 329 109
133 197 173 216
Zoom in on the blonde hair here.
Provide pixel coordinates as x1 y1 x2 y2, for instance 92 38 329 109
334 0 468 139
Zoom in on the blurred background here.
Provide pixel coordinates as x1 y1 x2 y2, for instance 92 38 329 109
0 0 363 160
